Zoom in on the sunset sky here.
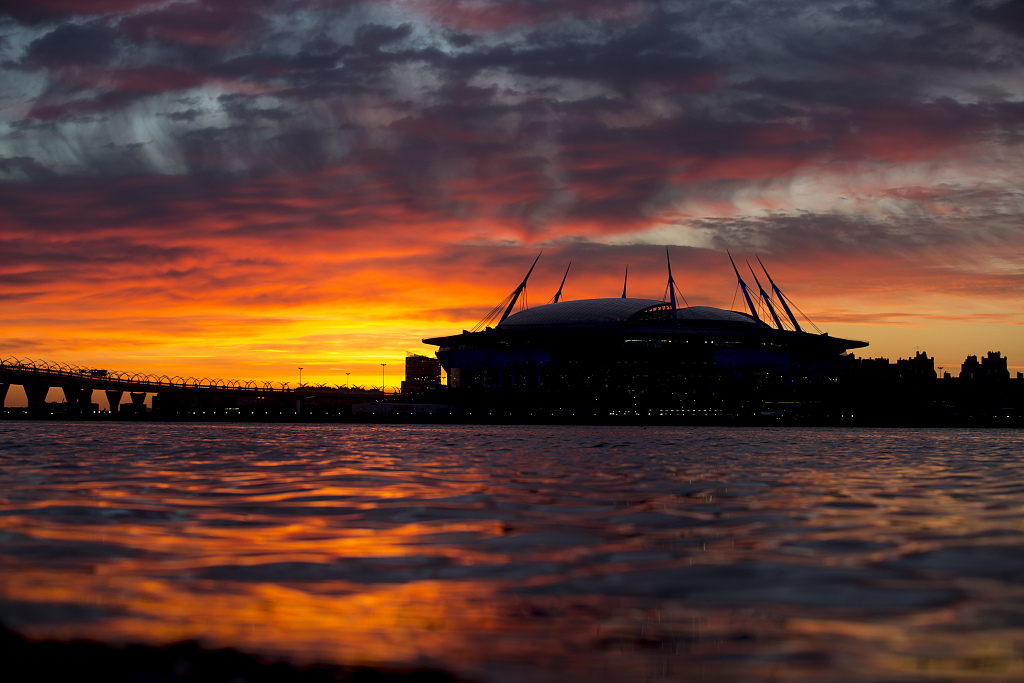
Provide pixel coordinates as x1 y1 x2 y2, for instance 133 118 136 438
2 0 1023 401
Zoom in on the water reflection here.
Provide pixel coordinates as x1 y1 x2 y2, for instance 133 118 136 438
2 424 1024 681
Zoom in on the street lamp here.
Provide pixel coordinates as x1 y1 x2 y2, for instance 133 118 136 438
298 367 303 387
381 363 386 392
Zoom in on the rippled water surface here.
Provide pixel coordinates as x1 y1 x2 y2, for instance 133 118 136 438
2 423 1024 682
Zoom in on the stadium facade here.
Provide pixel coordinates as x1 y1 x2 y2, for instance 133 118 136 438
423 252 868 416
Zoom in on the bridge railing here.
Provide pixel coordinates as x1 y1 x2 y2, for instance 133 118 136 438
0 357 293 392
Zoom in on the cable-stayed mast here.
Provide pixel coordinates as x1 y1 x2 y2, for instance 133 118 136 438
729 250 764 326
621 265 628 299
748 261 785 330
757 256 802 332
666 248 678 325
500 252 541 323
552 262 570 303
472 253 542 331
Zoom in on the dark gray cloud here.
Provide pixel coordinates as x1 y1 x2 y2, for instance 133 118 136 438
354 22 415 50
695 183 1024 260
22 22 121 68
0 0 152 25
972 0 1024 36
0 155 57 182
1 0 1024 261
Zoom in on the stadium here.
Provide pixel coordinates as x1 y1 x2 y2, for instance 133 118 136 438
423 252 868 416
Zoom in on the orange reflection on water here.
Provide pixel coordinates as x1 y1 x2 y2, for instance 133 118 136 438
4 425 1024 682
2 568 511 667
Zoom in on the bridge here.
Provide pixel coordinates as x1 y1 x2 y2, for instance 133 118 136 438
0 357 384 418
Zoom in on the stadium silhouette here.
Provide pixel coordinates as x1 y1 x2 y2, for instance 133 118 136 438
424 251 868 418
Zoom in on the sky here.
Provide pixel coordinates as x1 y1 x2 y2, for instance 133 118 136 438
2 0 1023 401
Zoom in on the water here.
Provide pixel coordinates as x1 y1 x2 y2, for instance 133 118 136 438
1 423 1023 682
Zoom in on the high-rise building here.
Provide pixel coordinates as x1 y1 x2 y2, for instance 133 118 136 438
402 354 442 394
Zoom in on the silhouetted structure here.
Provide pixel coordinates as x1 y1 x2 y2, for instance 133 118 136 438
897 351 936 381
424 252 868 417
401 354 442 394
836 351 1022 425
961 351 1010 381
0 358 389 420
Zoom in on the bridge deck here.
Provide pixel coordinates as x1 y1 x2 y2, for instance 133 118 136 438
1 359 291 394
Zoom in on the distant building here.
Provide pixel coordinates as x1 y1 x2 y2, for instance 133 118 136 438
962 352 1010 381
896 351 936 381
982 351 1010 380
402 354 442 394
960 355 981 381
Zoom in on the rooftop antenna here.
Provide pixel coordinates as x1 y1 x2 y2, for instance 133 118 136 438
757 256 802 332
552 262 570 303
500 252 541 324
621 265 628 299
728 250 764 326
747 261 785 330
666 248 678 325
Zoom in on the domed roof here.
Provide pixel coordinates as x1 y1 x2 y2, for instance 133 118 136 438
498 298 664 328
675 306 759 325
497 299 760 329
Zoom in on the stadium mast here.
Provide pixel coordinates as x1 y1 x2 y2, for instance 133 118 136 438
757 256 802 332
728 251 764 327
666 248 678 325
499 253 541 324
553 262 571 303
621 265 628 299
747 261 785 330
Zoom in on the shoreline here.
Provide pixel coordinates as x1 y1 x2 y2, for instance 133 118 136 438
0 625 472 683
2 410 1021 428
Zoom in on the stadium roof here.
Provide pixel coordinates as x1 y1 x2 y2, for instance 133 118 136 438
498 298 663 327
497 298 760 329
675 306 759 325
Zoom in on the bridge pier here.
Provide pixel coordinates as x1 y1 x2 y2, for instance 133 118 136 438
105 390 124 414
61 385 94 415
24 383 50 417
129 392 147 414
